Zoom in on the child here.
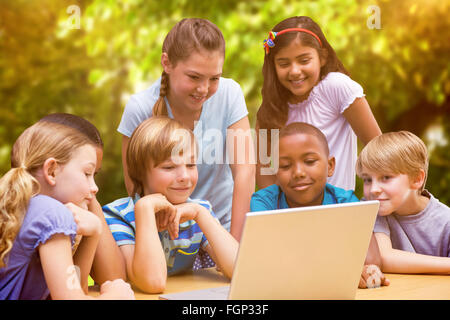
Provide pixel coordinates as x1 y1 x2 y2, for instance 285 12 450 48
103 117 238 293
118 18 255 241
251 122 389 288
0 121 134 299
356 131 450 274
39 113 126 285
256 16 381 191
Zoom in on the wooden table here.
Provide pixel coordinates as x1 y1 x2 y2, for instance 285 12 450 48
356 273 450 300
89 268 450 300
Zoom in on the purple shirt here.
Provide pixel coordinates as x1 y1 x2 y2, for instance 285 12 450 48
373 191 450 257
0 195 77 300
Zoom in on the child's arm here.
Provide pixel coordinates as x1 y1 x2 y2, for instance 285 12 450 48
343 97 382 145
66 202 102 293
39 233 134 300
375 232 450 274
120 194 176 293
169 203 238 279
357 235 390 288
227 117 256 241
364 233 382 266
255 121 277 190
359 235 390 288
89 197 127 284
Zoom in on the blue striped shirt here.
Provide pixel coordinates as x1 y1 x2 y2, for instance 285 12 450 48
103 196 218 275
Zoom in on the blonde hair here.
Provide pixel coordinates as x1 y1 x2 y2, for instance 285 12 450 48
153 18 225 116
356 131 429 192
0 121 95 267
126 116 196 197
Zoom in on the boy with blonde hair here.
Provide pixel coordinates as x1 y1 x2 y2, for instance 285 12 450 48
356 131 450 274
103 117 238 294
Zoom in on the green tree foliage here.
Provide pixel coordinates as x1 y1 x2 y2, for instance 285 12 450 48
1 0 449 204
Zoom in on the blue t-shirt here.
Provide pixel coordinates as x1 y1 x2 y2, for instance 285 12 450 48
0 195 77 300
250 183 359 212
103 196 219 275
117 77 249 231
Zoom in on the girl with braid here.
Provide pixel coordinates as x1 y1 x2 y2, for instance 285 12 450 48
118 18 255 244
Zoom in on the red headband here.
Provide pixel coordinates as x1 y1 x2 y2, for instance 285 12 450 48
263 28 323 54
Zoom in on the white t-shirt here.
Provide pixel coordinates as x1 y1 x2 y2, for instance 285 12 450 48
118 77 249 230
286 72 364 190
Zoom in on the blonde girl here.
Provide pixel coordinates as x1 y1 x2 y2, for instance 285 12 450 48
256 16 381 191
0 121 133 299
118 18 255 241
39 113 126 285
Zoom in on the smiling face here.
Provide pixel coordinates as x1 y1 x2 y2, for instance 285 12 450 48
163 49 223 115
52 144 99 210
276 133 335 208
361 170 421 216
274 38 325 104
143 147 198 205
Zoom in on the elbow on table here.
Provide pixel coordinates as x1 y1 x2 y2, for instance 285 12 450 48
220 263 234 280
223 270 233 281
134 274 167 294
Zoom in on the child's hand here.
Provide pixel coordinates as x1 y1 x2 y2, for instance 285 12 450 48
100 279 135 300
65 202 102 237
167 203 204 240
137 193 176 232
358 264 390 289
87 196 103 217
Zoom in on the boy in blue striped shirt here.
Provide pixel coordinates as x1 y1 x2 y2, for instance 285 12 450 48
103 117 238 293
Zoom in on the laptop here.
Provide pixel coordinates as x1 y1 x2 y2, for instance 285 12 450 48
159 200 379 300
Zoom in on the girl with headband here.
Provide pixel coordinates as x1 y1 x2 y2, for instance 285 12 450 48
256 16 381 191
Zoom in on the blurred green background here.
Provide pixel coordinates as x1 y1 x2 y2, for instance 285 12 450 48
1 0 449 205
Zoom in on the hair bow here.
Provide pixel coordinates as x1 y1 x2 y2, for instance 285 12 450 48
262 28 323 54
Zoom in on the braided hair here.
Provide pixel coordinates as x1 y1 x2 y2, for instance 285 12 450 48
153 18 225 116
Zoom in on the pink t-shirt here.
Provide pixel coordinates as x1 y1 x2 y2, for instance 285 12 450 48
286 72 365 190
